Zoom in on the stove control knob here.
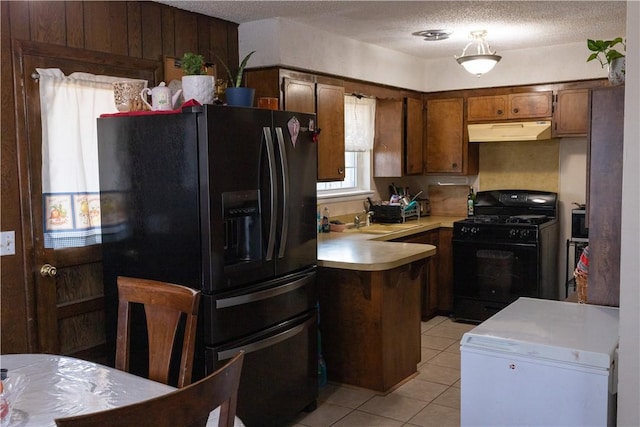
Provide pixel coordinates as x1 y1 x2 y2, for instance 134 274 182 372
471 227 479 235
509 229 518 239
461 226 469 235
520 230 530 239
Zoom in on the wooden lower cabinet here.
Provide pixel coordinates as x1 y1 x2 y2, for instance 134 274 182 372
393 228 454 318
317 261 424 392
436 228 454 313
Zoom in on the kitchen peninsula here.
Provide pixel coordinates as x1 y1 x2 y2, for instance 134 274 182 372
316 216 458 392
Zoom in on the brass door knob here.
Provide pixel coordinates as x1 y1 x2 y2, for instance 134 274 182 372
40 264 58 278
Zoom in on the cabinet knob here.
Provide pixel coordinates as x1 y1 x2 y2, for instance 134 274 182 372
338 167 344 175
497 109 503 115
452 163 458 169
513 108 519 114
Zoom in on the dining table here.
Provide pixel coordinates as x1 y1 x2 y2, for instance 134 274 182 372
0 354 245 427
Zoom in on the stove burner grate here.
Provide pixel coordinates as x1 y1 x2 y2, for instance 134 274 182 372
505 214 550 225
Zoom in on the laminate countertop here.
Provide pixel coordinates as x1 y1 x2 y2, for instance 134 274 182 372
317 216 463 271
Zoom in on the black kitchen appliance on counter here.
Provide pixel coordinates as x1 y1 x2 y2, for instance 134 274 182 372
452 189 559 323
97 105 318 427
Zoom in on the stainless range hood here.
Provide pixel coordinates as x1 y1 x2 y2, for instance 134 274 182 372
468 120 552 142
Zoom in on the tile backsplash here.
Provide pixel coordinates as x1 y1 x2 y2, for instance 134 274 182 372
479 139 559 192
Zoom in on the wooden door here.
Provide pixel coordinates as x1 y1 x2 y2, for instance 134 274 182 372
13 40 161 359
425 98 464 174
373 98 403 177
404 97 424 175
316 83 345 181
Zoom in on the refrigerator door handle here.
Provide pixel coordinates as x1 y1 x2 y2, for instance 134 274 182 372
275 127 289 258
215 271 314 309
216 321 308 360
263 127 277 261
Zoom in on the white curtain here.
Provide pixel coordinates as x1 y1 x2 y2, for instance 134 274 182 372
38 68 143 249
344 95 376 151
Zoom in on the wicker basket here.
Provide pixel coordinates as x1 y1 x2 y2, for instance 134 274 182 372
574 269 588 303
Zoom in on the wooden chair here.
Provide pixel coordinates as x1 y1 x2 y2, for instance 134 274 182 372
115 276 201 388
55 351 244 427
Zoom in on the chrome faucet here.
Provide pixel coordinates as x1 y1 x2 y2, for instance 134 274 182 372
354 211 374 229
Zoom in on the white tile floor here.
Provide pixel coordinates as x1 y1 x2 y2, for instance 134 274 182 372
289 316 476 427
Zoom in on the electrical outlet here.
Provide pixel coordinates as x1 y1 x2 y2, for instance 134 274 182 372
0 231 16 256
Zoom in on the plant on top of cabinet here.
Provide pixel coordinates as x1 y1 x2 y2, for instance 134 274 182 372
587 38 625 68
216 50 256 88
181 52 215 105
181 52 207 75
587 38 625 85
215 50 257 106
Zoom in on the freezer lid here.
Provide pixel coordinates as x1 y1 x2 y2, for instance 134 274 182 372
460 297 619 369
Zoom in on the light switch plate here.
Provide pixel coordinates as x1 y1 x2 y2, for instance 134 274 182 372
0 231 16 256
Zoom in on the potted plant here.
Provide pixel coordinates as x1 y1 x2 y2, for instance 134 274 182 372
180 52 215 104
217 51 256 107
587 37 626 85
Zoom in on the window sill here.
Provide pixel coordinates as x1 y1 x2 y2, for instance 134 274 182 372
317 190 375 204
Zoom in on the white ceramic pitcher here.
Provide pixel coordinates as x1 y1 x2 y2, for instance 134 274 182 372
141 82 182 111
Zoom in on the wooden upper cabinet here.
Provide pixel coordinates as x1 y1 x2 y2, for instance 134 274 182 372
283 78 315 114
553 88 590 137
374 99 403 177
405 97 424 175
254 72 345 182
316 82 345 181
467 91 552 121
425 97 468 174
373 97 423 177
509 91 552 118
467 95 508 121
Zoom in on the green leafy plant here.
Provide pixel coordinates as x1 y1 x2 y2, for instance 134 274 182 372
180 52 206 75
587 38 625 68
216 51 256 87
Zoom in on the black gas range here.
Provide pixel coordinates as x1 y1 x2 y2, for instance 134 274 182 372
452 190 559 323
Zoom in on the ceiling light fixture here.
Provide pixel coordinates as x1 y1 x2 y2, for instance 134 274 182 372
412 29 453 41
455 30 501 77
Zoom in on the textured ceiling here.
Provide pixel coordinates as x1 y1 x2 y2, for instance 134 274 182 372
154 1 626 59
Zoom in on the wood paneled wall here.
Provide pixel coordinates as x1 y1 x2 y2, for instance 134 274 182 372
0 1 238 354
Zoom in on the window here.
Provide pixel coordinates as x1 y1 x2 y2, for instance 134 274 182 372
317 95 376 198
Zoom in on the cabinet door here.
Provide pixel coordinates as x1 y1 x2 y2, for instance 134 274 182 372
468 92 552 121
553 89 589 137
316 83 345 181
405 97 424 175
436 228 453 313
374 99 403 177
425 98 464 174
467 95 508 121
283 78 315 114
394 231 439 320
509 91 552 119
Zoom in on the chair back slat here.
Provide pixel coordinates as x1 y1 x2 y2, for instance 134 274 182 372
114 276 201 388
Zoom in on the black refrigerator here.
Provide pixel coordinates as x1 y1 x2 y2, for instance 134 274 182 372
97 105 319 426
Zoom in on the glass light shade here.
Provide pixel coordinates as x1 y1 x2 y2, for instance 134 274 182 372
457 54 501 76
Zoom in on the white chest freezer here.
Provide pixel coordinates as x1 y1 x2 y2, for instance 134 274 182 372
461 297 619 427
